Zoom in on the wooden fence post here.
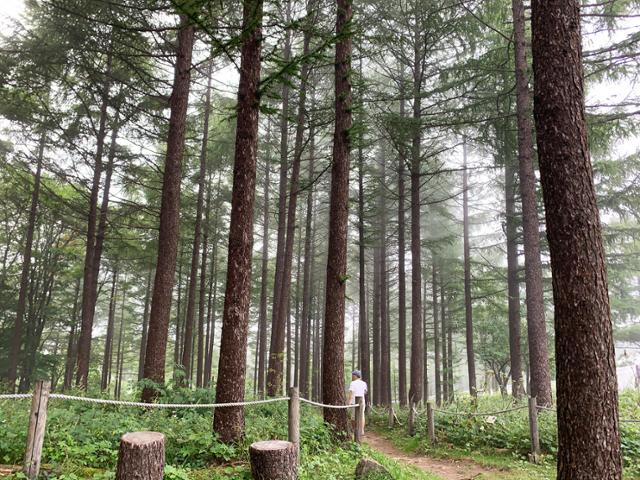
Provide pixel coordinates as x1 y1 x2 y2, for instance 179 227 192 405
288 387 300 462
24 380 51 480
354 396 364 443
427 402 436 444
528 396 541 463
387 405 394 428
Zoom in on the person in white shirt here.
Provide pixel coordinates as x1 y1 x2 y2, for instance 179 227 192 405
347 370 367 436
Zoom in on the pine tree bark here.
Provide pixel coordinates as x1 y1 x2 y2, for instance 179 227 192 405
63 278 81 391
379 151 391 406
257 138 271 398
447 321 454 402
440 274 448 403
141 18 195 402
182 60 213 388
531 1 622 477
213 0 263 442
322 0 352 434
7 131 45 391
511 0 552 408
372 246 381 405
462 140 477 398
356 92 370 400
505 152 524 398
138 268 153 382
397 100 407 407
266 3 293 397
298 152 315 397
101 270 118 392
432 261 441 406
115 282 126 400
76 48 113 389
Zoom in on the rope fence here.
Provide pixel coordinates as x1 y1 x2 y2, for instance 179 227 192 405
1 382 365 480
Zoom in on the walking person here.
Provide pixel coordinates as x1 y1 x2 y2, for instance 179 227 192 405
347 369 367 436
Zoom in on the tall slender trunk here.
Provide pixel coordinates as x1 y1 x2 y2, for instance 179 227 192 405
432 261 441 406
322 0 352 435
440 274 448 403
8 132 45 391
266 1 293 396
115 280 126 399
409 22 423 408
447 319 454 402
462 140 477 398
76 48 113 388
293 231 302 386
379 151 390 406
181 73 212 386
532 2 621 476
505 150 524 398
101 270 118 392
257 129 271 398
174 247 185 369
397 98 407 407
372 246 381 405
422 273 429 402
213 0 263 442
138 268 153 382
356 88 370 397
141 18 195 402
63 278 82 391
511 0 552 407
183 60 213 389
299 162 316 397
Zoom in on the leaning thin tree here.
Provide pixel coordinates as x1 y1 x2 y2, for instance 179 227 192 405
321 0 353 435
531 1 622 478
213 0 263 443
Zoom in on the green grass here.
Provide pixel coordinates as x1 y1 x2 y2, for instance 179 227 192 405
0 388 437 479
368 390 640 480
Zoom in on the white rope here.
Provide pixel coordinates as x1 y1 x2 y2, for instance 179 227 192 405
48 393 289 409
0 393 33 400
300 398 358 409
621 419 640 423
434 405 528 417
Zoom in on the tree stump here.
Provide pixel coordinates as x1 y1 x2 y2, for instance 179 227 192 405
115 432 165 480
249 440 298 480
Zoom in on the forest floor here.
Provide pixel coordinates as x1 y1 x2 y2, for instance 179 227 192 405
364 430 498 479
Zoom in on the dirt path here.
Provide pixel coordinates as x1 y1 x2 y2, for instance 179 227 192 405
364 431 499 480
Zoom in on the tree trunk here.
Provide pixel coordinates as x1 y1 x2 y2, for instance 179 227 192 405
397 100 407 407
174 247 185 370
372 246 381 405
462 140 477 398
115 281 126 400
266 2 293 397
141 18 195 402
505 151 524 398
257 129 271 398
447 316 454 402
356 92 370 400
409 24 423 407
63 278 81 391
322 0 352 435
531 2 622 477
76 48 113 389
101 270 118 392
432 261 441 406
7 132 46 392
138 268 153 382
249 440 297 480
298 154 315 397
440 274 448 404
511 0 552 408
116 432 165 480
379 150 391 406
213 0 263 442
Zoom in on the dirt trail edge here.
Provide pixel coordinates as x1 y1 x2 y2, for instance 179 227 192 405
364 431 498 480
